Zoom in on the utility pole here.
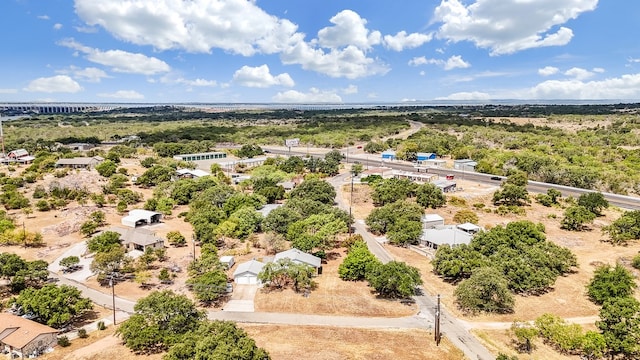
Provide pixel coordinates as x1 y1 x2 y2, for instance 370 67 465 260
349 172 354 235
109 274 116 325
434 294 441 346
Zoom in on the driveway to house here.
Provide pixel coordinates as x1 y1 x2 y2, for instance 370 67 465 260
48 241 94 282
223 284 258 312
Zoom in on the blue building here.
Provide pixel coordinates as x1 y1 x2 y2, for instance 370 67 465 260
381 150 396 160
416 152 437 161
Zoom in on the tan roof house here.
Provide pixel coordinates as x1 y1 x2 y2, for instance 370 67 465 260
0 313 58 359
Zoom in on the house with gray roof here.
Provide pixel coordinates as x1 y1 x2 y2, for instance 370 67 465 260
105 226 164 253
55 156 103 169
274 248 322 274
233 259 265 285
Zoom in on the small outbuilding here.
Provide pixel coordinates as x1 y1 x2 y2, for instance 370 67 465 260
220 255 235 269
416 152 437 161
453 159 478 171
422 214 445 229
233 259 265 285
121 209 162 228
381 150 396 161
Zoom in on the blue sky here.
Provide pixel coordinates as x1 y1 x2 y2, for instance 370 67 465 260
2 0 640 103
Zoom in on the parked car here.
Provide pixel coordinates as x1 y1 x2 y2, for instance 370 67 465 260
490 176 502 181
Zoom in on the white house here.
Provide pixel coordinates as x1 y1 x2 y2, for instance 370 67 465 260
55 156 103 169
274 248 322 274
421 223 482 249
121 209 162 228
233 259 265 285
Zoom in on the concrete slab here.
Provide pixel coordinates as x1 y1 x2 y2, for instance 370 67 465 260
223 284 258 312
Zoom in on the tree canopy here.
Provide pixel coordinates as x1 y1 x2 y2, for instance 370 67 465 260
454 267 514 314
365 261 422 299
433 221 577 295
603 210 640 245
117 290 206 353
586 264 636 305
10 284 93 328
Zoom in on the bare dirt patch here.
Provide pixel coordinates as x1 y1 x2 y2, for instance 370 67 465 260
242 324 465 360
41 330 162 360
254 247 417 317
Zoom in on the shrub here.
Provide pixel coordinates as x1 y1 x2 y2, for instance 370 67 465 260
57 336 71 347
632 254 640 270
448 196 467 207
77 328 88 338
97 321 106 330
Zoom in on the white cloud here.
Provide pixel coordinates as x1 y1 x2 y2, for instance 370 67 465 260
75 0 301 56
59 39 170 75
409 57 428 66
232 65 294 88
58 66 109 83
383 31 432 51
443 55 471 70
53 23 63 30
433 0 598 55
97 90 145 100
74 2 395 79
179 78 217 87
24 75 83 93
0 89 17 94
526 73 640 99
419 71 426 76
435 91 491 100
408 55 470 70
37 15 50 20
273 88 342 103
592 67 605 73
74 25 98 33
629 58 640 64
342 85 358 95
281 42 389 79
564 67 594 80
316 10 381 50
538 66 559 76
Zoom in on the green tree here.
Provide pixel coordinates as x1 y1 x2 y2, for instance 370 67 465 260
510 321 537 353
580 331 606 360
287 213 347 251
338 240 380 281
597 296 640 359
561 205 596 231
371 178 417 206
366 261 422 299
163 320 270 360
116 290 205 353
258 258 316 293
415 183 446 209
493 183 529 206
167 231 186 247
87 231 122 253
603 210 640 245
578 192 609 216
236 144 263 158
454 267 514 314
10 284 93 328
289 179 336 204
262 206 302 234
453 209 479 224
95 160 117 177
386 218 423 246
587 263 636 305
187 269 228 306
59 256 80 272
